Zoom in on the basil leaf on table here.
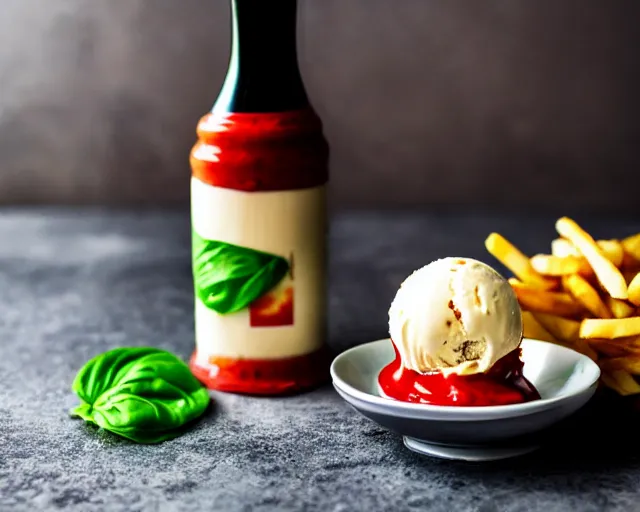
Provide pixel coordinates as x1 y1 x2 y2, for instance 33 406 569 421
70 347 210 444
192 231 290 314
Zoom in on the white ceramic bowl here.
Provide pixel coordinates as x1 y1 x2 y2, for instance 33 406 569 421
331 338 600 461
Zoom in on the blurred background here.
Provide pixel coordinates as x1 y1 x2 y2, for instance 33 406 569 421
1 0 639 213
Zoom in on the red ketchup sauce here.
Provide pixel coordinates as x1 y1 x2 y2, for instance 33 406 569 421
189 351 331 396
191 110 328 192
378 343 540 406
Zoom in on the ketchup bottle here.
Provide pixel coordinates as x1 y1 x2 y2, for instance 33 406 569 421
189 0 329 395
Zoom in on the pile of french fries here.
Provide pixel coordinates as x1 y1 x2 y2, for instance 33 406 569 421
485 217 640 396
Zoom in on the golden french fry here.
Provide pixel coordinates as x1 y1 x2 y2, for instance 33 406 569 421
622 252 640 270
622 233 640 264
597 240 625 267
509 280 583 317
580 317 640 339
562 274 611 319
600 370 640 395
619 334 640 344
590 335 640 350
530 254 591 276
522 311 557 343
620 336 640 352
551 238 578 258
550 238 624 266
555 217 628 299
587 339 630 358
486 220 640 395
604 296 636 319
600 356 640 374
627 273 640 307
532 312 580 341
485 233 556 290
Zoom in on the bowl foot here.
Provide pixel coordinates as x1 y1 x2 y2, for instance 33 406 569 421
403 436 539 461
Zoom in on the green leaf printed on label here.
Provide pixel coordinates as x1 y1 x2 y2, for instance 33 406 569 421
70 347 210 444
192 230 290 314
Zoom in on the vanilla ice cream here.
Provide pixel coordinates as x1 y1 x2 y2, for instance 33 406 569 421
388 257 523 376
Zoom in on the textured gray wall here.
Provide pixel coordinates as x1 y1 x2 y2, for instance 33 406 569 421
1 0 639 211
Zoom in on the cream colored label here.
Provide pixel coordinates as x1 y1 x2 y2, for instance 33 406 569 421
191 177 326 361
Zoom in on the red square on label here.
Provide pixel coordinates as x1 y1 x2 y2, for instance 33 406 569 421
249 285 294 327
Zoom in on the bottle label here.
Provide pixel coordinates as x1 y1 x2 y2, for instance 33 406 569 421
191 177 326 361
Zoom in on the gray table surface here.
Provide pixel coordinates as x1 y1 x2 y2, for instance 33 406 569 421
2 209 640 512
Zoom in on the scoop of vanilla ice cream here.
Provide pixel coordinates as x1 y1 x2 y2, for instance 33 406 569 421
388 257 523 376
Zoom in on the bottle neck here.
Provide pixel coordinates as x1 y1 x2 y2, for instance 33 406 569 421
213 0 309 114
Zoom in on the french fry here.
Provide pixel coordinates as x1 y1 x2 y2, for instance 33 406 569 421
600 370 640 395
532 312 580 341
522 311 557 343
627 273 640 307
623 333 640 343
509 280 583 317
589 335 640 352
604 296 636 319
622 252 640 270
562 274 611 319
580 317 640 339
588 339 630 358
615 335 640 348
600 356 640 375
597 240 625 267
487 223 640 396
555 217 628 299
622 233 640 264
530 254 591 276
485 233 556 290
551 238 578 258
551 238 624 266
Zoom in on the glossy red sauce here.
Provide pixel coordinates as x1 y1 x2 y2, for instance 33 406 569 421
190 349 330 395
378 343 540 406
190 110 328 192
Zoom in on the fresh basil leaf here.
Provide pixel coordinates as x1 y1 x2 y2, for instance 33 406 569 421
70 348 210 444
192 231 290 314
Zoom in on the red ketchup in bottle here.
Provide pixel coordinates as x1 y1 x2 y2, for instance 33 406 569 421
378 343 540 406
188 0 329 395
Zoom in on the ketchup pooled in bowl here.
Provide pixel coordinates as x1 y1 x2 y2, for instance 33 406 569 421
379 258 540 407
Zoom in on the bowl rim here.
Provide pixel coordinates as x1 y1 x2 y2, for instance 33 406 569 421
330 338 601 421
